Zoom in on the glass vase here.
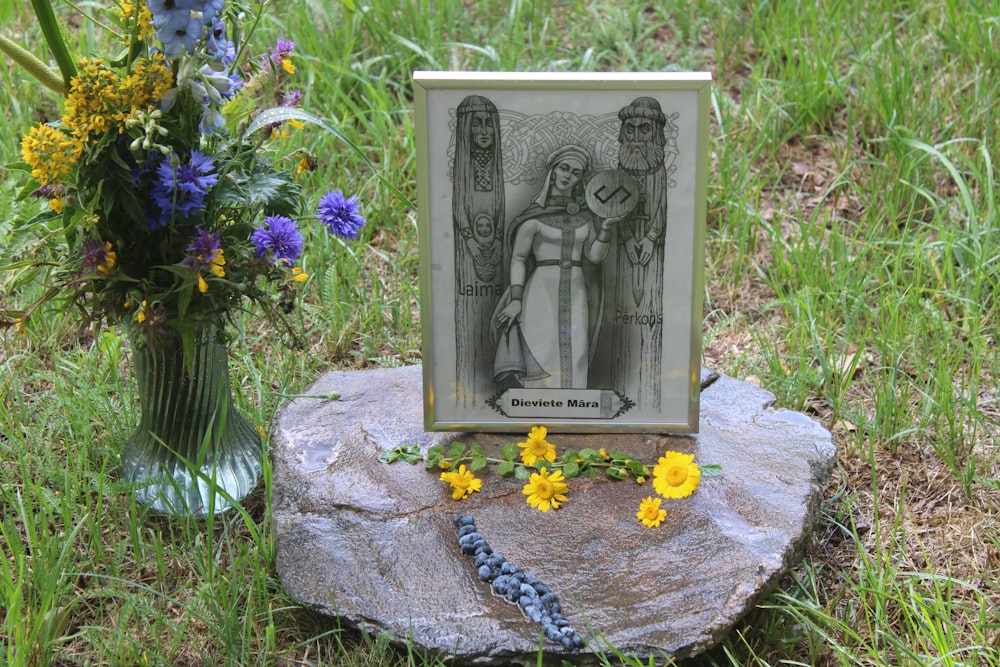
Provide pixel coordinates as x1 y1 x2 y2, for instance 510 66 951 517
121 326 262 516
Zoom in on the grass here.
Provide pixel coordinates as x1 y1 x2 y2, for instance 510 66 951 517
2 0 1000 664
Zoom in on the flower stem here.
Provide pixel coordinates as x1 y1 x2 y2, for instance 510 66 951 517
0 35 66 94
30 0 77 88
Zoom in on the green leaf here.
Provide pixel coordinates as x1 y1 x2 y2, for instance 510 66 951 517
699 463 723 477
448 442 466 460
628 460 648 476
606 467 625 480
514 465 531 481
563 461 581 478
578 448 599 460
500 442 518 461
561 448 579 463
498 460 515 476
243 107 413 209
469 455 488 472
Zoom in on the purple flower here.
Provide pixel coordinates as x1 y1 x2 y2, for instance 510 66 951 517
149 150 218 229
268 39 295 66
251 215 304 263
183 228 221 268
318 190 366 240
281 89 303 107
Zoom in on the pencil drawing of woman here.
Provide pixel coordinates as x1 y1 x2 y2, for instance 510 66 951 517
492 144 621 389
452 95 504 407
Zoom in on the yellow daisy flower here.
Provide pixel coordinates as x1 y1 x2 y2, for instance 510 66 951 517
636 496 666 527
517 425 556 466
522 468 568 512
652 451 701 499
440 464 482 501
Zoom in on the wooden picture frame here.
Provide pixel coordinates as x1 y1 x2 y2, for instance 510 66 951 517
414 71 710 432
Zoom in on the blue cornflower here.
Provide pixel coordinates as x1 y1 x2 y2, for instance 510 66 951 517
318 190 366 239
250 215 304 264
148 151 218 229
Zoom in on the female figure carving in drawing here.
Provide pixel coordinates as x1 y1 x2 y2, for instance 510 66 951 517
492 144 621 389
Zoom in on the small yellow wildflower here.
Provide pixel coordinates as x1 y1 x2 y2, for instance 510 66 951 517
440 464 482 501
97 243 117 276
636 476 646 485
517 425 556 466
296 155 317 175
636 496 666 527
49 197 64 214
599 447 610 460
522 468 568 512
652 451 701 499
136 300 147 324
281 57 295 75
292 267 309 283
20 124 81 185
209 248 226 277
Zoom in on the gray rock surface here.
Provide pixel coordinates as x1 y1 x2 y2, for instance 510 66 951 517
272 365 836 664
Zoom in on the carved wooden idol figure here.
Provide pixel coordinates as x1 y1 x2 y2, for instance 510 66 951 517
452 95 505 407
609 97 669 408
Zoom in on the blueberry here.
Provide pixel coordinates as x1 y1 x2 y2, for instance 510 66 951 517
560 635 575 650
534 583 551 596
551 602 561 615
572 635 584 648
540 592 557 607
472 539 489 553
458 524 477 537
477 565 491 580
460 543 477 555
492 575 510 591
500 562 512 574
526 605 542 622
519 583 538 598
544 623 561 639
555 618 569 628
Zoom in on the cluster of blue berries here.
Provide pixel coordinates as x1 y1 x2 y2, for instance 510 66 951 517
453 514 583 651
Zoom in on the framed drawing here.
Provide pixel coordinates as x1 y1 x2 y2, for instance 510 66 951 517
414 71 710 433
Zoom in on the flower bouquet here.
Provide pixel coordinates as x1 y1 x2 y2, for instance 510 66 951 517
1 0 368 514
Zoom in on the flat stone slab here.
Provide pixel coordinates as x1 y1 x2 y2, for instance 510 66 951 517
272 365 835 664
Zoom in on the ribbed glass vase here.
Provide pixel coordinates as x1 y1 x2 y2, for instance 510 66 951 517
121 326 262 516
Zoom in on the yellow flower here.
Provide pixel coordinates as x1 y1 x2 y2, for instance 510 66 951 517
20 123 82 185
636 496 666 527
209 248 226 277
49 197 63 214
281 57 295 74
136 300 147 323
292 266 309 283
517 425 556 466
652 451 701 499
440 464 482 501
523 468 568 512
599 447 610 460
636 476 646 485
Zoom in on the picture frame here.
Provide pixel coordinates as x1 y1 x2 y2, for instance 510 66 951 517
414 71 710 433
